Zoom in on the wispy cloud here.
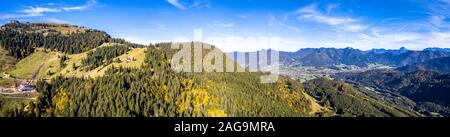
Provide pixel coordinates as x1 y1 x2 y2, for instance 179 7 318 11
189 0 212 8
45 18 70 24
22 7 61 16
166 0 212 10
0 0 98 20
281 2 450 50
337 24 367 32
345 25 450 50
297 4 357 25
167 0 186 10
62 0 97 11
296 4 366 32
1 7 61 19
268 14 299 31
236 14 249 19
139 24 167 31
430 15 447 28
427 0 450 16
207 22 234 28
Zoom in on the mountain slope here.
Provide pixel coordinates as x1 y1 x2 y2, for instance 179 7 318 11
31 45 315 117
1 39 317 117
302 78 418 117
0 21 430 117
335 70 450 116
9 49 62 79
0 21 111 59
399 74 450 106
397 57 450 74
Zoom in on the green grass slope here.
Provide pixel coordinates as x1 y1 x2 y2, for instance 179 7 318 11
9 49 62 80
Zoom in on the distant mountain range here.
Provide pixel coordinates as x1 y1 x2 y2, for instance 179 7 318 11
278 47 450 68
424 47 450 52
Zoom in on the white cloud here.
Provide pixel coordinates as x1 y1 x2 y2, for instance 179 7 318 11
167 0 212 10
268 14 299 31
62 0 97 11
348 28 450 50
45 18 70 24
428 0 450 17
297 4 357 25
120 36 152 45
236 14 249 19
430 15 449 29
285 25 299 31
379 33 421 43
205 36 283 52
167 0 186 10
0 14 35 19
275 2 450 50
428 32 450 47
207 22 234 28
298 14 357 25
0 0 98 20
296 4 366 32
21 7 61 16
205 2 450 51
138 24 167 31
0 7 61 19
336 24 367 32
189 0 212 8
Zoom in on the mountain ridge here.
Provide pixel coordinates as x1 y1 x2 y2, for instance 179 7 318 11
0 21 440 117
230 47 450 68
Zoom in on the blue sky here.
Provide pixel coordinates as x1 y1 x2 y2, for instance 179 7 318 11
1 0 450 52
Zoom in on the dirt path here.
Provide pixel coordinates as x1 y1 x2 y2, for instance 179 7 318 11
31 64 44 80
0 90 36 95
2 96 37 100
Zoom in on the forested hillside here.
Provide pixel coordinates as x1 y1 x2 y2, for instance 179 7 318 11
0 21 143 60
0 22 109 59
302 78 418 117
397 57 450 74
0 21 430 117
80 44 130 70
335 70 450 116
2 44 317 117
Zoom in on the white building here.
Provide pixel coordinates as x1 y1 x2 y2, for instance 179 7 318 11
17 84 35 92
